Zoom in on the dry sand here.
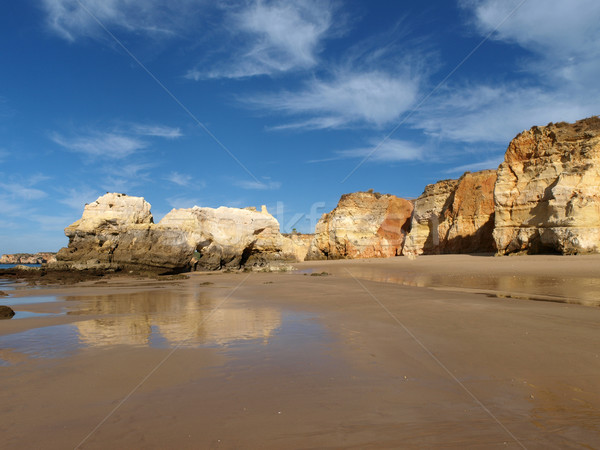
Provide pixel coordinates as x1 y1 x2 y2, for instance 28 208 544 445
1 255 600 449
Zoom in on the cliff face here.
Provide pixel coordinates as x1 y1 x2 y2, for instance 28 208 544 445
404 170 497 255
307 192 413 260
494 117 600 254
0 252 57 264
53 193 304 271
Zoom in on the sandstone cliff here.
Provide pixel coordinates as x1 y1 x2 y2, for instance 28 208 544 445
0 252 57 264
404 170 497 255
306 191 413 260
494 116 600 254
53 193 307 271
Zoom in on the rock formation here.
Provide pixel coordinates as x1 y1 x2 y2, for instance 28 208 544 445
494 117 600 254
0 305 15 319
53 193 308 271
306 191 413 259
0 252 57 264
404 170 497 255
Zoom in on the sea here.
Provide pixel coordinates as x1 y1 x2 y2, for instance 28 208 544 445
0 264 42 269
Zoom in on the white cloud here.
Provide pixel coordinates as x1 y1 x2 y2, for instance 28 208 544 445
52 132 147 159
0 183 47 201
234 179 281 190
41 0 201 41
247 69 420 129
101 162 155 192
165 171 193 187
51 123 182 159
167 196 202 209
334 138 423 163
58 188 102 210
132 125 182 139
408 1 600 146
186 0 335 79
465 0 600 86
465 0 600 54
413 83 595 144
443 156 504 174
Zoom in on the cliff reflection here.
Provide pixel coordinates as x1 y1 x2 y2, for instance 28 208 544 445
69 289 281 348
342 268 600 307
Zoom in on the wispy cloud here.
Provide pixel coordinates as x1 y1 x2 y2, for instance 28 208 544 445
51 122 182 159
0 180 48 201
166 196 202 209
308 138 423 164
132 124 182 138
247 69 420 130
41 0 202 42
411 0 600 145
337 138 423 162
52 131 147 159
58 187 102 210
165 171 193 187
234 178 281 190
186 0 336 79
101 162 156 192
412 83 595 144
443 156 504 174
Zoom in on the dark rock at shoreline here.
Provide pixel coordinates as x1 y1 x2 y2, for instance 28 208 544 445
0 305 15 319
0 266 186 286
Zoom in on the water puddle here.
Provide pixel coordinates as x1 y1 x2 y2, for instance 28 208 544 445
337 268 600 307
13 311 58 319
2 296 62 306
0 324 82 359
0 288 322 360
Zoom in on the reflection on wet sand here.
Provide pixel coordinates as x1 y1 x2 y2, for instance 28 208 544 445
340 267 600 306
71 288 281 348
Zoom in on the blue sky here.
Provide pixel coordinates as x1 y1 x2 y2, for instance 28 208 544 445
1 0 599 253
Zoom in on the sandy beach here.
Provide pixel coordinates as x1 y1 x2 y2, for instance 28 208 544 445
1 255 600 449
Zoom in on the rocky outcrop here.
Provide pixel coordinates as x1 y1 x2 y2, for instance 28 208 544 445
0 252 57 264
494 117 600 254
404 170 497 255
53 193 305 271
307 191 413 260
0 305 15 319
158 205 306 270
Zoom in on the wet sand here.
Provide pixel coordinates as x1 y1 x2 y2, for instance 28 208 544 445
1 255 600 448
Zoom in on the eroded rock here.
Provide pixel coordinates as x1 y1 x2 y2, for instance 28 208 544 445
52 193 305 271
404 170 497 255
494 117 600 254
307 191 413 259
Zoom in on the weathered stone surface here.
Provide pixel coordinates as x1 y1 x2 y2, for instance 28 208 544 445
404 170 497 255
307 192 413 260
159 205 303 270
52 193 304 271
0 252 57 264
494 117 600 254
0 305 15 319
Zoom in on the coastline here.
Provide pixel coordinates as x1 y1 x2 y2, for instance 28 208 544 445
1 255 600 448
